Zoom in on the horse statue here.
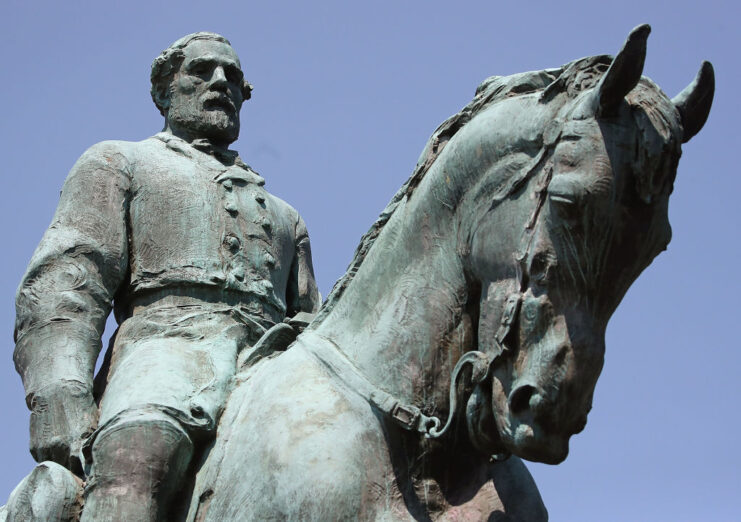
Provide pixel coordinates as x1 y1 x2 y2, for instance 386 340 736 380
181 25 714 521
1 25 713 521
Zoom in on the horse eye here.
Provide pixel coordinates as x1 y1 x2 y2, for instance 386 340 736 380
547 174 585 223
548 192 577 206
548 193 583 227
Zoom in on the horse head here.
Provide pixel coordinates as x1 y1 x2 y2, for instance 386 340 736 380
459 25 714 464
310 24 712 469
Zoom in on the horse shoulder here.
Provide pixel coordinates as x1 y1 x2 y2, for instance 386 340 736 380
191 346 398 520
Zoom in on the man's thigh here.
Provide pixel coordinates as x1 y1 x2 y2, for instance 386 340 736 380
97 308 250 431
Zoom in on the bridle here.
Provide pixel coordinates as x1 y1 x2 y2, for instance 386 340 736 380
427 139 557 442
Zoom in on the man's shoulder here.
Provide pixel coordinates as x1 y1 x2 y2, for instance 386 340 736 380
264 191 302 222
77 137 164 164
66 138 174 183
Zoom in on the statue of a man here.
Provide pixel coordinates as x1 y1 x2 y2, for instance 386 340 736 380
13 32 320 520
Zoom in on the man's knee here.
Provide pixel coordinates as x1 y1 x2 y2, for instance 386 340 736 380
86 409 194 498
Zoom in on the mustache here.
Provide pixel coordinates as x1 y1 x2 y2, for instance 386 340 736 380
202 90 237 112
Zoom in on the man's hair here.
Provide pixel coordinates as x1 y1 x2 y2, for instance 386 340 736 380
150 31 253 116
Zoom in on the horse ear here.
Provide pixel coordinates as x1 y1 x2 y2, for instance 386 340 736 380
595 24 651 117
672 61 715 143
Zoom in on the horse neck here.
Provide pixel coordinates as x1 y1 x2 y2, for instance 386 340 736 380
312 173 470 404
312 95 547 405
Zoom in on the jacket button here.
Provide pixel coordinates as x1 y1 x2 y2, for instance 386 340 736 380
225 202 238 215
254 193 265 204
223 179 233 191
223 234 241 252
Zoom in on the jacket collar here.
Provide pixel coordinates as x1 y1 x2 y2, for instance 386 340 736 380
152 132 265 185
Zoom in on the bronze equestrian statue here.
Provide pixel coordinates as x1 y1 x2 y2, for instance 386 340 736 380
2 25 713 521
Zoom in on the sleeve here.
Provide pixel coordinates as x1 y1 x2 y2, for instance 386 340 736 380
13 141 131 406
286 212 321 317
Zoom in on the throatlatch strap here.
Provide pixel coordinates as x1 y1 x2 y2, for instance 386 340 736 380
298 331 441 435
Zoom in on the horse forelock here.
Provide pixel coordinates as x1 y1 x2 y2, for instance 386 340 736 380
625 79 683 203
539 55 612 104
539 77 683 319
541 67 682 211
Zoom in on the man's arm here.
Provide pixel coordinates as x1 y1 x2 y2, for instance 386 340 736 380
286 213 321 318
14 141 131 472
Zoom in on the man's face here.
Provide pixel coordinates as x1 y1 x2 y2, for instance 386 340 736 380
167 39 244 144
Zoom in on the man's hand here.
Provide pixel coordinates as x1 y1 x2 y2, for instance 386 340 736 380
28 380 98 475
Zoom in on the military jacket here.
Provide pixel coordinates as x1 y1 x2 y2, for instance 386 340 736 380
14 133 320 399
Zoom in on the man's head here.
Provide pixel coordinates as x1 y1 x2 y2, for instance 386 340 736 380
151 32 252 145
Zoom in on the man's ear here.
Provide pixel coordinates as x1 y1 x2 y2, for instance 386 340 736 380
157 89 171 115
242 79 253 101
151 77 173 116
152 94 170 116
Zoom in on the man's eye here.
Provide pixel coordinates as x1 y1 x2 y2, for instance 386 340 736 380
225 68 243 84
190 63 211 76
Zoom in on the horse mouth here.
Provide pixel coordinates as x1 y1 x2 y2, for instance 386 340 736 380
508 419 571 464
493 395 585 464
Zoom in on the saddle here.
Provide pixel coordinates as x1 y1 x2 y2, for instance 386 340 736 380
236 311 316 369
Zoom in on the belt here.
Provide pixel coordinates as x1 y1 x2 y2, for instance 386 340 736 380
127 287 282 326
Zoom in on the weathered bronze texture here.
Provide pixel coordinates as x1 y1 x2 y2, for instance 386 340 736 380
2 25 714 521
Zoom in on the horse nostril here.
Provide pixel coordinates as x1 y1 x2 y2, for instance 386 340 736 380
508 384 538 415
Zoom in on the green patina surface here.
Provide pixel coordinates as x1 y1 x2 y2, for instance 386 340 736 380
2 26 713 521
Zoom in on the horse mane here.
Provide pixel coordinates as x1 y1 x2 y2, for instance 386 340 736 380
311 55 616 326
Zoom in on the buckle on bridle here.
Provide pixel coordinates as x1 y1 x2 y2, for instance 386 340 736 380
391 403 420 429
370 393 441 435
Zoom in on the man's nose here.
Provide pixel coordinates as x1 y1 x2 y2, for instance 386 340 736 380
209 66 228 87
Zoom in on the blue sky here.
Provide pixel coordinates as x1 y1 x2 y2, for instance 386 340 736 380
0 1 738 520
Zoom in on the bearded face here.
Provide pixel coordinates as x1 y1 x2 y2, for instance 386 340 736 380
166 39 244 145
